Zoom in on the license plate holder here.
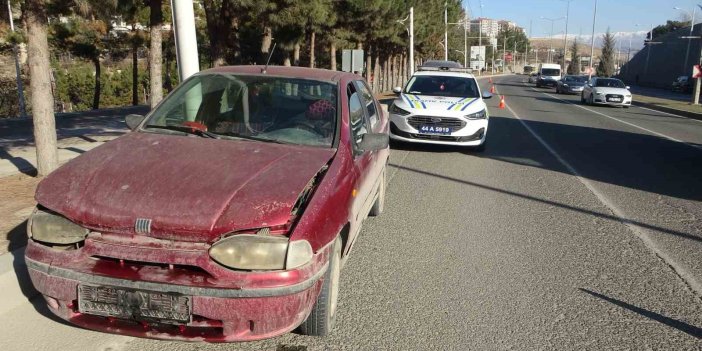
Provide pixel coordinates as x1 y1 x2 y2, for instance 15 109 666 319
418 125 452 135
607 97 622 102
78 284 191 324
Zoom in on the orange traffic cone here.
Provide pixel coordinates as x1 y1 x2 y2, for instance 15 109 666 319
498 95 505 109
490 85 496 94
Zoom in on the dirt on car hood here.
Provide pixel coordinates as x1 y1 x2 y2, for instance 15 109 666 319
35 132 335 242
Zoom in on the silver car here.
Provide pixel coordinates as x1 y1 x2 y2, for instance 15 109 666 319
581 77 632 107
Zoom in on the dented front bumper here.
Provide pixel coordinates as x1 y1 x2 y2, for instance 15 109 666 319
25 234 329 342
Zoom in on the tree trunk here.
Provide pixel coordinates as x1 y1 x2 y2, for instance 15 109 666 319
309 31 315 68
284 50 291 66
202 0 227 67
132 36 138 106
293 43 300 66
149 0 163 108
261 26 272 63
365 47 371 82
92 57 101 110
330 42 336 70
383 57 389 91
390 55 396 90
26 0 57 176
373 55 380 93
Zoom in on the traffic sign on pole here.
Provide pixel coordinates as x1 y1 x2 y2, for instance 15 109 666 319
693 64 702 78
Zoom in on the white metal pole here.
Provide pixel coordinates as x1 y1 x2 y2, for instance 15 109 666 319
7 0 26 118
409 7 415 75
444 3 448 61
478 19 482 75
588 0 597 78
464 13 468 68
645 23 653 75
563 0 570 71
549 21 554 63
684 7 695 76
171 0 200 81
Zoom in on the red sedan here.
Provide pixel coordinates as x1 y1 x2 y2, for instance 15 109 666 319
25 66 389 341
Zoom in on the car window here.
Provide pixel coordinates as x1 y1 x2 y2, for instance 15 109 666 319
404 75 479 98
354 81 379 128
143 74 338 147
348 83 370 151
594 78 626 88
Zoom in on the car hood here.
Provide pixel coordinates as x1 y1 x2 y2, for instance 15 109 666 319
397 93 484 114
593 87 630 95
36 132 336 242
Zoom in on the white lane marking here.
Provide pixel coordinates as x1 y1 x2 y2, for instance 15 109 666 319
634 105 702 124
495 84 702 300
525 84 702 151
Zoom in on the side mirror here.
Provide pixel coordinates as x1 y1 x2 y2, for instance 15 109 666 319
482 91 493 99
125 114 145 130
392 87 402 94
358 133 389 152
626 86 631 90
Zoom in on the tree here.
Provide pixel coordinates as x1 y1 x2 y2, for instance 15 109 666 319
567 38 580 74
596 29 615 77
25 0 58 175
650 20 691 39
149 0 163 107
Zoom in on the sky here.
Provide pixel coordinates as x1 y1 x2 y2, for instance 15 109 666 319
463 0 700 38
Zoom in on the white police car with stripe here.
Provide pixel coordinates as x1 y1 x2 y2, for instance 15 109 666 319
388 62 492 149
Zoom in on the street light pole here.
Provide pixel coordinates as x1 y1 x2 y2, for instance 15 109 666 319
444 2 448 61
7 0 26 118
693 4 702 105
464 12 468 68
410 7 415 75
562 0 572 72
171 0 200 81
588 0 598 78
541 16 565 63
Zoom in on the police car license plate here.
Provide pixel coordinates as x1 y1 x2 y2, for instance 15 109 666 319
419 125 452 135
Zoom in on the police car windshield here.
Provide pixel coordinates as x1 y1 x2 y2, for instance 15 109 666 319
404 76 480 98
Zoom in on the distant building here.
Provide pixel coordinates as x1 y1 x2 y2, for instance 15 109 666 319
469 18 500 38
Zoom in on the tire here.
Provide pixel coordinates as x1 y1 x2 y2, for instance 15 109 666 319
588 94 594 106
555 87 559 94
369 167 386 217
299 236 342 337
580 94 586 104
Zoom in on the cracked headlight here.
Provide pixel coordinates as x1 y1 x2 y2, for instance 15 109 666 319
28 207 89 245
209 234 313 270
465 109 487 120
389 103 411 116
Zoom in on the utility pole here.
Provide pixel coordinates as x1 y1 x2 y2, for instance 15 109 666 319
444 2 448 60
644 23 653 75
563 0 572 72
674 6 696 77
464 12 468 68
503 40 506 72
693 5 702 105
478 18 483 75
171 0 200 81
7 0 26 118
588 0 597 78
410 7 415 75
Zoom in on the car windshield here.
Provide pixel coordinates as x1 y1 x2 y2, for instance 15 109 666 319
564 76 587 83
595 78 626 88
404 75 479 98
143 74 337 147
541 68 560 76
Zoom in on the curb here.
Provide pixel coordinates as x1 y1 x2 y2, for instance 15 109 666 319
632 100 702 121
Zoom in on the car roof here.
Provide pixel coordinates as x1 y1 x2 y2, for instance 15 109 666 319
199 65 358 83
412 71 476 79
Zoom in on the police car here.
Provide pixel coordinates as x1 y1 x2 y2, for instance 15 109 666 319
388 61 491 150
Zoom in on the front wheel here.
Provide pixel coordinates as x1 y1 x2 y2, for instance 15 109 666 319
299 236 342 336
581 94 586 104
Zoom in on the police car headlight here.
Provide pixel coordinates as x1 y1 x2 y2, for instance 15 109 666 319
389 103 411 116
465 109 487 120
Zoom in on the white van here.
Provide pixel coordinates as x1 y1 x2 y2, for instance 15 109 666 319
536 63 562 88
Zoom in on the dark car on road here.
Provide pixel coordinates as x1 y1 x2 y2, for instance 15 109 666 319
25 66 390 341
672 75 691 93
556 75 588 94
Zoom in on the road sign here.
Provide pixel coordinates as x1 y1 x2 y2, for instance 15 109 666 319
342 50 364 73
693 65 702 79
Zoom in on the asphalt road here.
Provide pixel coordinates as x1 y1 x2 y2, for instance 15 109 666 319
2 75 702 350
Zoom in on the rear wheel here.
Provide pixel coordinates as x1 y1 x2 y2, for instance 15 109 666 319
369 167 386 217
299 236 342 337
580 93 586 104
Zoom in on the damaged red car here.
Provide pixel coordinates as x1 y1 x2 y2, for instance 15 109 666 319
25 66 389 341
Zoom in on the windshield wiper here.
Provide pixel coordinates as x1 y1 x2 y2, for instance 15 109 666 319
143 124 221 139
225 133 293 144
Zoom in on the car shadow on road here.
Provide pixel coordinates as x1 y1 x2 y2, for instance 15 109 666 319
579 288 702 339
